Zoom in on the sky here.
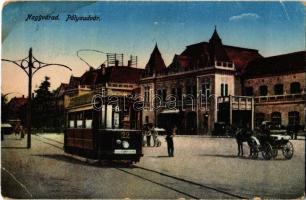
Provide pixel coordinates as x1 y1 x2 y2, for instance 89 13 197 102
1 1 305 98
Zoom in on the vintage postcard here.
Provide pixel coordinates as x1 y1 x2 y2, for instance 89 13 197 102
1 1 305 199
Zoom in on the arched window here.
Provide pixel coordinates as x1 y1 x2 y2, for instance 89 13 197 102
274 84 283 95
259 85 268 96
271 112 282 126
255 113 265 128
245 87 253 96
290 82 301 94
288 111 300 125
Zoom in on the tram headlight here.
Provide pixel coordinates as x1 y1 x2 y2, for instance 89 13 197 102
122 141 129 149
116 139 122 145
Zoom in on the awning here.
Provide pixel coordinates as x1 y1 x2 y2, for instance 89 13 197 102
160 109 180 114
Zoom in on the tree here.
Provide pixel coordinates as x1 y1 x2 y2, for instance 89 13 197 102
32 76 57 129
1 94 9 122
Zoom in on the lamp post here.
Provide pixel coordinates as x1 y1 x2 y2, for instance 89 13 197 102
2 48 72 148
205 90 216 134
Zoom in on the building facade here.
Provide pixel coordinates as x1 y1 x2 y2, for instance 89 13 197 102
140 28 262 134
63 56 144 129
243 51 306 129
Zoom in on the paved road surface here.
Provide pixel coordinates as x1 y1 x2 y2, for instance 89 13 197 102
1 133 305 199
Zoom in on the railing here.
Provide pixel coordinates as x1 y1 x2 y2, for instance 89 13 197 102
217 96 253 110
254 93 305 103
143 99 197 109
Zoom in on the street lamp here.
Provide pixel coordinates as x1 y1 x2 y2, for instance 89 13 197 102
204 89 216 111
2 48 72 148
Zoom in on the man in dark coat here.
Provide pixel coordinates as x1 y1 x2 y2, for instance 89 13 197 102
165 127 175 157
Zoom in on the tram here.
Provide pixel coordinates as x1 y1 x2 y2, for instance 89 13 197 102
64 92 143 163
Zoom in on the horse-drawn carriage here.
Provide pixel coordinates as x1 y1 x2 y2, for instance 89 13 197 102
236 121 294 160
249 133 294 160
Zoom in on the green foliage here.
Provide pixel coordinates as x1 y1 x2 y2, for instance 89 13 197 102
1 94 9 122
32 76 61 129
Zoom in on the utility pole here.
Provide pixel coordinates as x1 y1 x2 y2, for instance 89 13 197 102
2 48 72 148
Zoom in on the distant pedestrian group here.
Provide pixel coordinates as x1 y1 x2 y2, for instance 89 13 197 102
143 124 160 147
143 124 176 157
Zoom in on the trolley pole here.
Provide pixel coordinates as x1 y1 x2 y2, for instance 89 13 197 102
2 48 72 148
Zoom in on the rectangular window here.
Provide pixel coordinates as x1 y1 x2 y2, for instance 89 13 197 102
221 83 228 96
274 84 284 95
245 87 253 96
162 89 167 101
202 83 210 97
221 84 224 96
157 89 162 98
69 120 75 128
177 88 182 100
186 86 191 95
84 110 92 129
77 120 83 128
225 84 228 96
192 85 197 97
171 88 176 96
259 85 268 96
144 87 150 102
85 120 92 128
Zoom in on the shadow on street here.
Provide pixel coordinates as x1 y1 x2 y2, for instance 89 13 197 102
197 154 238 159
31 153 137 168
1 146 28 149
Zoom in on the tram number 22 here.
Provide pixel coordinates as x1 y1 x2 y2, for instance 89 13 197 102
121 132 130 139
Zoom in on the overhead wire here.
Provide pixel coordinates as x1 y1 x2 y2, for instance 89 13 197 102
76 49 109 69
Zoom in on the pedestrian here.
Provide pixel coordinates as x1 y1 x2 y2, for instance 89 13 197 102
142 125 149 147
165 126 175 157
146 125 152 147
20 125 24 139
151 126 158 147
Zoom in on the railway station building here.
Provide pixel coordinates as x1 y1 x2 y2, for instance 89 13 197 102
243 51 306 129
139 28 306 135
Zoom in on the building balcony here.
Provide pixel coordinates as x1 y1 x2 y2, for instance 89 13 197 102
254 93 305 104
65 85 92 95
217 96 253 110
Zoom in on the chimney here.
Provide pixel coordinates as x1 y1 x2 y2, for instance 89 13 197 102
22 95 24 98
115 60 119 67
128 60 131 67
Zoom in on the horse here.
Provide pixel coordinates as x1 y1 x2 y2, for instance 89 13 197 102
235 128 256 157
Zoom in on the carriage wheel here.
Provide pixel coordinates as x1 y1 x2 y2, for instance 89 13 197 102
262 143 273 160
251 147 259 159
272 148 278 159
282 141 294 159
